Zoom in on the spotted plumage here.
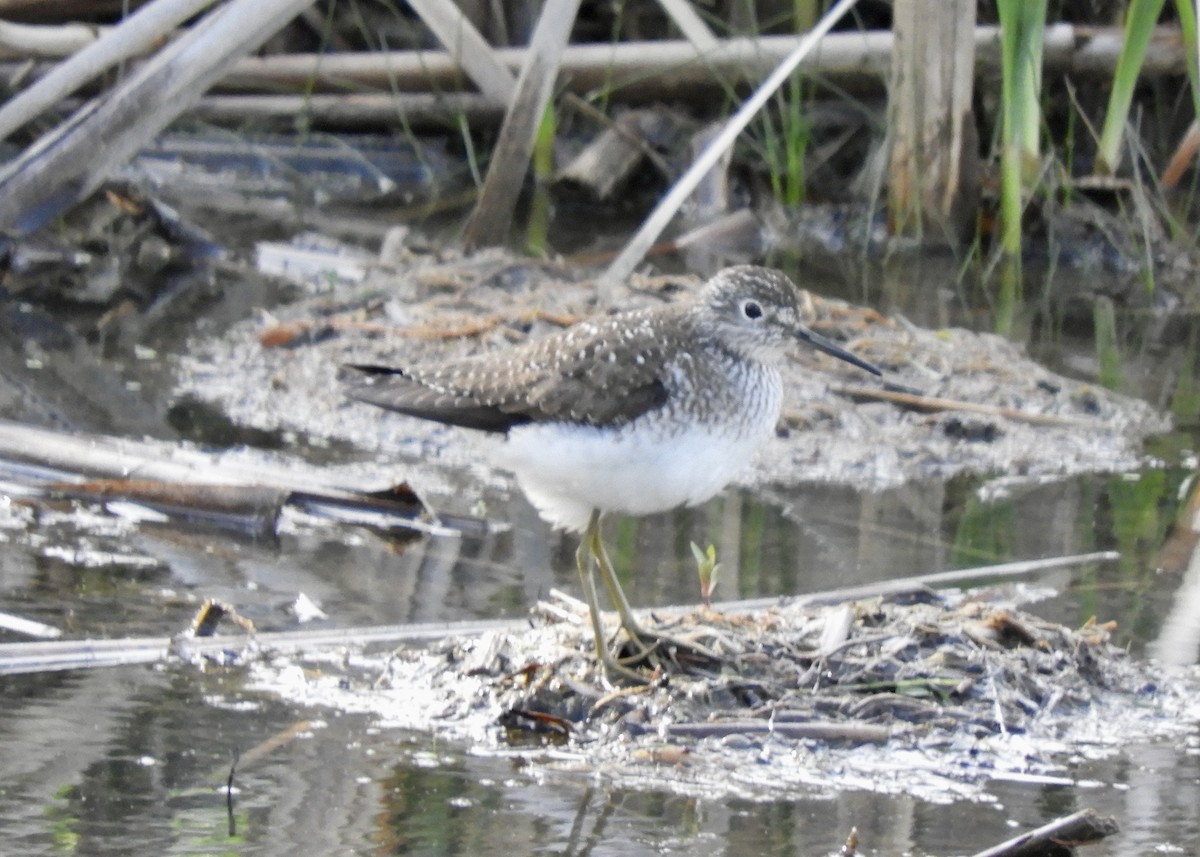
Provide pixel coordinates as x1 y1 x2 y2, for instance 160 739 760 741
342 265 881 681
345 266 872 433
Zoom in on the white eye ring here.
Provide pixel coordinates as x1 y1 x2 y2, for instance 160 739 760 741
742 300 763 320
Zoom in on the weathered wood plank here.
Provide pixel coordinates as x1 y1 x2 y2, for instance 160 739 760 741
887 0 978 243
462 0 580 250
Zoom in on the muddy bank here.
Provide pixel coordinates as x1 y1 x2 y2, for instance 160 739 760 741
173 245 1169 522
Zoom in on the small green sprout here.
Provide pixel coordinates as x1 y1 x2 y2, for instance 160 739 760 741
690 542 720 609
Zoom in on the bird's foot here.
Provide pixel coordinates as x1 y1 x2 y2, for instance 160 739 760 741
597 645 651 684
607 623 720 678
588 622 718 685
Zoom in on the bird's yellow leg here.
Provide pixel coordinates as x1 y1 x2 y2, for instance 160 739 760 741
576 511 645 684
586 516 652 641
587 513 720 669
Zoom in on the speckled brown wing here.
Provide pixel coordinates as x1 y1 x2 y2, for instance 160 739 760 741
342 306 683 434
341 364 531 432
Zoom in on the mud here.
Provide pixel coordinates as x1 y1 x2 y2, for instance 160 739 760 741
173 240 1169 523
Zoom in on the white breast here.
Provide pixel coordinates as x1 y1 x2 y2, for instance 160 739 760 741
498 365 783 532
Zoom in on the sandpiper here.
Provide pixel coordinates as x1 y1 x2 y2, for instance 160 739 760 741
343 265 880 681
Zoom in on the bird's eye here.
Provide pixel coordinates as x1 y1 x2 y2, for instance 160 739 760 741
741 300 763 320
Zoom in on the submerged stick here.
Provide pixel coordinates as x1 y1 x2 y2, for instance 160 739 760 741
804 551 1122 602
667 720 891 743
0 617 527 676
0 551 1118 676
665 551 1121 615
968 808 1119 857
225 749 239 837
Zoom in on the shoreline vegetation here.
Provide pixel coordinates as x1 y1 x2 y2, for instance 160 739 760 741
0 1 1198 289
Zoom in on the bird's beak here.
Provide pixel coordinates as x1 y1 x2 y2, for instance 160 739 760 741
795 327 882 376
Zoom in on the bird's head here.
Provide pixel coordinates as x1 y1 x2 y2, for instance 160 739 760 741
695 266 881 376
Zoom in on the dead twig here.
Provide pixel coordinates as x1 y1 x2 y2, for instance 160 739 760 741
463 0 579 249
666 720 891 743
832 383 1103 429
600 0 861 287
226 749 239 837
592 679 656 715
259 307 580 347
0 0 318 237
0 0 217 142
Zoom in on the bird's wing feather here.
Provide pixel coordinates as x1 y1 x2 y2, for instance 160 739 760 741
343 307 682 432
341 364 530 432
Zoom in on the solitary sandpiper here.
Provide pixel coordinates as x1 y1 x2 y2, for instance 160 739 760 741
343 265 881 681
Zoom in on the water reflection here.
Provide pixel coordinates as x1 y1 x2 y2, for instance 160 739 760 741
1 658 1195 857
1 457 1198 854
371 755 962 857
1 466 1188 650
7 652 1188 857
2 392 1198 854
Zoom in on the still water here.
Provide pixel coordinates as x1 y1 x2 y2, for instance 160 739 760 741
2 254 1200 855
2 466 1198 855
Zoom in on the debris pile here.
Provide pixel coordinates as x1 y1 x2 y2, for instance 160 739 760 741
246 589 1200 803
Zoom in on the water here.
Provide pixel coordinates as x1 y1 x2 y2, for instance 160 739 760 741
1 466 1196 855
2 253 1199 855
2 633 1198 855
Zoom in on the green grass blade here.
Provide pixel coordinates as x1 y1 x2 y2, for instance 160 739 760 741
1097 0 1167 174
997 0 1046 260
1174 0 1200 117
